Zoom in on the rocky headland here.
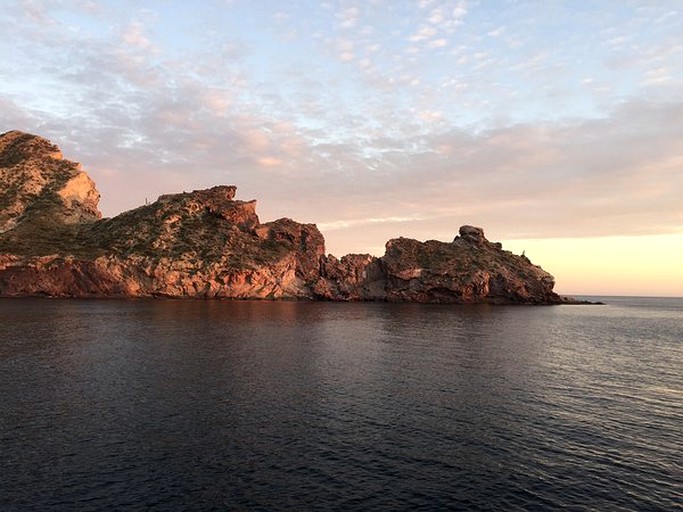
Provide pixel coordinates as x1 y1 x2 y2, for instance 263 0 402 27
0 130 579 303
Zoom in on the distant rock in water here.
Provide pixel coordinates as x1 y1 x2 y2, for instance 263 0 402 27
0 130 577 303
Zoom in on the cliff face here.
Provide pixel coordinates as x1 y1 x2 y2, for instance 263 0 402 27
0 131 570 303
0 130 100 233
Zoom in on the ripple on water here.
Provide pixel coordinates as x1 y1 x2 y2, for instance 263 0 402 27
0 298 681 511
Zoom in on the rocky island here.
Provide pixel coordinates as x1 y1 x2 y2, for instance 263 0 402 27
0 130 576 303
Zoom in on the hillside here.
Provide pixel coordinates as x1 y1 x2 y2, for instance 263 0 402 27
0 130 573 303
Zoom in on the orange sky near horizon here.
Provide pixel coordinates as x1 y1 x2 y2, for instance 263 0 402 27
502 234 683 298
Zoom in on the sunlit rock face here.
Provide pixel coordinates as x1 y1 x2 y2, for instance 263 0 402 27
0 131 570 303
0 130 100 233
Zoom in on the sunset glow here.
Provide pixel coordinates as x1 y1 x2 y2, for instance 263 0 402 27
1 1 682 296
503 234 683 297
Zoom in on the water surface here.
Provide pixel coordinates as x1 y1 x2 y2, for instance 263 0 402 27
1 298 681 510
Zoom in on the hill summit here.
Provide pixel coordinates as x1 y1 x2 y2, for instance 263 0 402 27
0 130 100 233
0 130 573 303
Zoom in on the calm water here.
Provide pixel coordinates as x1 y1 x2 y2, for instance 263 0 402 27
0 297 681 511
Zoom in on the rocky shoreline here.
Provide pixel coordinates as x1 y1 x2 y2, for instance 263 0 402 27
0 130 586 304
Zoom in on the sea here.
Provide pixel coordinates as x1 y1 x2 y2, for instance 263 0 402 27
0 297 680 511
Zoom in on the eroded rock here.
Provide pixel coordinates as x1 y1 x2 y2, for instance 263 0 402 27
0 130 573 303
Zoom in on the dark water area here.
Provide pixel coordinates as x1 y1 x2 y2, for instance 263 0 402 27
1 297 681 511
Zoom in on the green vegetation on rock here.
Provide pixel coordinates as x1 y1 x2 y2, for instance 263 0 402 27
0 130 573 303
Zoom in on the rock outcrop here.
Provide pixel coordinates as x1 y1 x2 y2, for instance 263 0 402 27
0 130 100 233
0 131 575 303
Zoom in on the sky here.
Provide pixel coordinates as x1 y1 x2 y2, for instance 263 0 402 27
1 0 682 296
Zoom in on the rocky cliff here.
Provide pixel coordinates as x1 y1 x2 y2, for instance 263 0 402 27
0 130 100 233
0 130 574 303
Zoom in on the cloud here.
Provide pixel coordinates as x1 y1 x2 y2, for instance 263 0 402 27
19 0 56 23
122 21 154 50
2 0 683 258
0 97 36 129
337 38 355 61
643 67 671 85
428 38 448 48
409 25 438 42
256 156 283 168
336 6 360 29
318 214 430 231
487 26 505 37
279 98 683 253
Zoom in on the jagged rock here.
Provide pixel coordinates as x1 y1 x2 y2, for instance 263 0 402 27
456 225 486 245
0 130 577 303
380 235 558 304
316 254 386 300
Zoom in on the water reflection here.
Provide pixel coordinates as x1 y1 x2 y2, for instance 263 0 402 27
0 298 681 511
